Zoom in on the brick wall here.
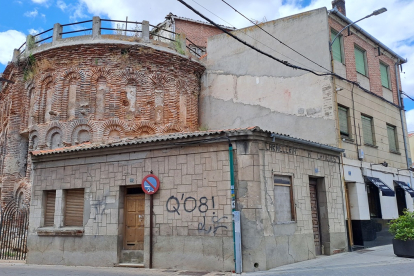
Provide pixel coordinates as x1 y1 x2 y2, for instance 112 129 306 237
0 42 205 207
329 16 400 104
175 19 227 48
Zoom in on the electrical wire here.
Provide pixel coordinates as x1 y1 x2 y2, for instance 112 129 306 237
220 0 331 72
189 0 325 73
178 0 408 110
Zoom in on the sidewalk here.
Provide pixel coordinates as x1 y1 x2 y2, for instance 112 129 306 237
242 245 414 276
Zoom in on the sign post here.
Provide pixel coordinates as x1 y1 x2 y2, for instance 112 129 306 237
142 174 160 269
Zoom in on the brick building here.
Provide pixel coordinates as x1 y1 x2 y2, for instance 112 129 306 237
0 14 348 273
152 13 235 56
200 0 413 253
0 0 411 273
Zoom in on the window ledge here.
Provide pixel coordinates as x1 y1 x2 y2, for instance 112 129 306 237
382 86 391 91
390 150 401 155
37 227 84 237
364 143 378 149
357 72 369 79
341 136 355 144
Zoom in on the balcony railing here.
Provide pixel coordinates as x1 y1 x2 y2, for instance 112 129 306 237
14 16 204 61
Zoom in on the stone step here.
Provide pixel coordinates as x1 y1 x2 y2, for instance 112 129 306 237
120 250 144 264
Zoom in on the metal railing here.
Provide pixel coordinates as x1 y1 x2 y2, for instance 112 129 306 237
0 200 29 260
15 17 206 59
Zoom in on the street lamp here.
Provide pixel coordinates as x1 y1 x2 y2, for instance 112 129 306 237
330 7 387 48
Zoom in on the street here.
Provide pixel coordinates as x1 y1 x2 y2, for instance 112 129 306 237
0 245 413 276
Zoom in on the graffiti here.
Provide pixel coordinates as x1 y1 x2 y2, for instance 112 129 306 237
198 214 228 235
166 194 227 236
165 194 215 215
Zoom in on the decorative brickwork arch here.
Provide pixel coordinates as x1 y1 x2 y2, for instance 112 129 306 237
132 121 157 136
45 123 64 149
99 119 129 142
67 119 98 145
162 123 184 134
89 67 114 84
29 130 39 150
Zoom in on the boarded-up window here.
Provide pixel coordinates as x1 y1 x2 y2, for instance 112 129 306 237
331 30 342 63
338 105 349 136
361 115 374 145
355 47 366 76
64 189 84 227
387 124 398 152
44 190 56 227
380 63 390 89
274 175 295 222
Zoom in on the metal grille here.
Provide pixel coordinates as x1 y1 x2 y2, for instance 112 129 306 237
0 200 29 260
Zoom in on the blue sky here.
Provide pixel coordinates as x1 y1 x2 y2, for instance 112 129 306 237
1 0 414 128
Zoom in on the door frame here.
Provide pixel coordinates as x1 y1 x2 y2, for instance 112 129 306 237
123 186 145 250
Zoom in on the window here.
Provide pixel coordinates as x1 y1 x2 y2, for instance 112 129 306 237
274 175 295 222
44 190 56 227
380 63 390 89
64 189 84 227
361 115 375 145
338 105 350 137
387 124 398 152
354 47 367 76
331 29 343 63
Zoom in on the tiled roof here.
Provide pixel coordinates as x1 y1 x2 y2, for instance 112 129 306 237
31 126 342 156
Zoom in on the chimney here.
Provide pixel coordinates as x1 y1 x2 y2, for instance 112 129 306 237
332 0 346 16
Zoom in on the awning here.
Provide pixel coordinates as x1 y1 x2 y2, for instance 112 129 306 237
394 181 414 197
365 176 395 197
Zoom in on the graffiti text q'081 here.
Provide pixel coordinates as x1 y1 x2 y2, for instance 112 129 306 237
166 195 215 215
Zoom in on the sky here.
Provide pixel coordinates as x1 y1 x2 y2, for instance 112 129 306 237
1 0 414 130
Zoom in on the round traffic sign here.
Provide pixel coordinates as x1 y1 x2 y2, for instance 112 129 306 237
141 174 160 195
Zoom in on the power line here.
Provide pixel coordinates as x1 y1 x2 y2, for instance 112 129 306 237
220 0 331 72
178 0 333 78
177 0 404 110
189 0 323 73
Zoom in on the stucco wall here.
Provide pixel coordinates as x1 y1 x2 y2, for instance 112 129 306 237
236 139 346 271
200 8 337 145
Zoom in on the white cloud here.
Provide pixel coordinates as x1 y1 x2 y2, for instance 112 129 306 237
57 0 68 11
406 109 414 133
72 0 413 98
31 0 48 3
0 30 26 65
24 9 39 18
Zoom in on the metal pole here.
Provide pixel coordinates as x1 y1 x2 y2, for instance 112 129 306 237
229 142 242 273
149 194 153 268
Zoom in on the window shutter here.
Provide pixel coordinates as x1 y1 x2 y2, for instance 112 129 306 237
387 125 397 151
274 175 294 222
380 63 390 88
331 31 342 62
44 190 56 227
361 115 374 145
355 48 366 75
64 189 84 227
338 106 349 135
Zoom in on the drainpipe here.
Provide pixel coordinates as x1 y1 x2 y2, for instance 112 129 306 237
228 139 242 273
395 60 413 186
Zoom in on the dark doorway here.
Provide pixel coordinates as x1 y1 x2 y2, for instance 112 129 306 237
395 185 407 216
367 184 382 218
309 179 322 255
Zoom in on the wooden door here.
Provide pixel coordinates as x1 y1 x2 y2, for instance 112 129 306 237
124 193 145 250
309 180 321 255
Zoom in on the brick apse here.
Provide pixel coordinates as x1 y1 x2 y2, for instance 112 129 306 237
0 33 205 207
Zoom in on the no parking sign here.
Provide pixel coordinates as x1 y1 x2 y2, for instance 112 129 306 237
141 174 160 195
